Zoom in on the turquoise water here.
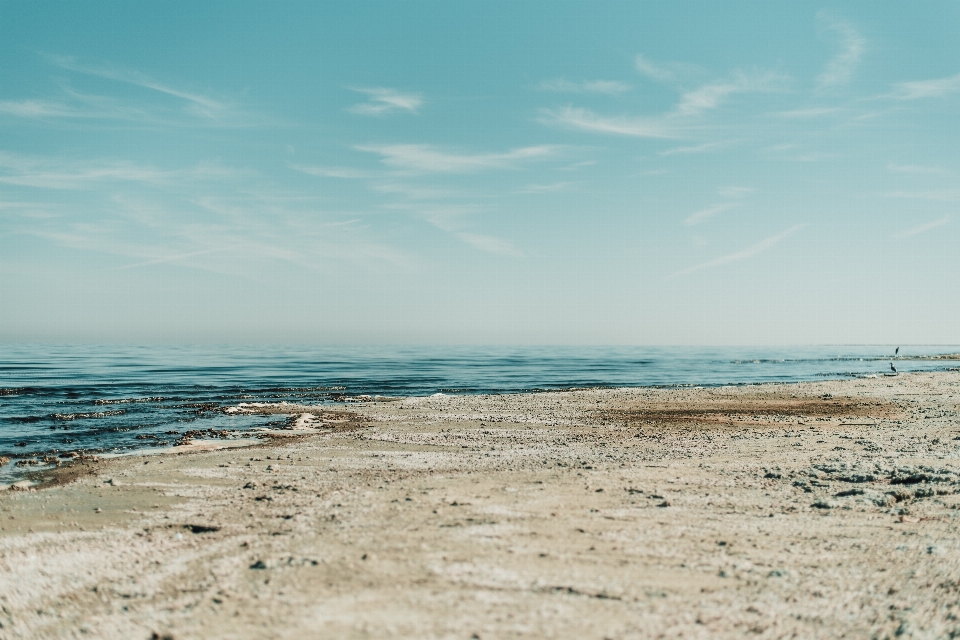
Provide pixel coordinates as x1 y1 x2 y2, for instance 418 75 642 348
2 344 958 480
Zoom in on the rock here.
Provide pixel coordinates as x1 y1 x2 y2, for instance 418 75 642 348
184 524 221 534
811 501 833 509
250 560 267 570
835 488 864 497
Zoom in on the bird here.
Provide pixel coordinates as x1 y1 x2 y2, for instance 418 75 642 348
890 362 897 374
895 346 900 357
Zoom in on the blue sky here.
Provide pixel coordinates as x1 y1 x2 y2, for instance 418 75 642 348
1 1 958 344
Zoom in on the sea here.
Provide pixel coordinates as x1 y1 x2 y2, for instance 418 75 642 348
2 344 959 482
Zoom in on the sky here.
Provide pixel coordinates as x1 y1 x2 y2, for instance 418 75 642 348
1 1 958 345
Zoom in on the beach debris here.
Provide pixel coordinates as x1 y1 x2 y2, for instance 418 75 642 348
184 524 221 534
835 488 864 497
249 560 268 570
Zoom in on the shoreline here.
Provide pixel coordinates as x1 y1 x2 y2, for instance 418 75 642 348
1 366 953 492
0 353 960 482
1 370 959 637
0 347 960 482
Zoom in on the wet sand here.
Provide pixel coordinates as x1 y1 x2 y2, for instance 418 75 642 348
1 371 959 638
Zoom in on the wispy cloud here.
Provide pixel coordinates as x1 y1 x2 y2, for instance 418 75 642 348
634 54 700 83
537 106 673 138
45 53 224 115
816 13 865 89
0 90 159 123
356 144 559 173
0 151 249 190
659 141 728 156
890 73 960 100
677 71 786 115
348 87 422 115
292 165 372 179
118 246 236 270
670 225 804 278
884 189 959 202
0 200 61 219
775 107 842 118
539 67 782 140
10 182 419 279
391 201 523 256
538 79 630 95
373 182 463 200
683 203 736 227
7 55 271 127
760 145 840 163
0 99 87 118
896 215 950 238
454 232 523 256
518 182 571 194
717 186 754 198
887 163 947 174
682 187 751 225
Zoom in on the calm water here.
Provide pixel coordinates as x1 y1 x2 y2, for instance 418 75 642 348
2 344 959 481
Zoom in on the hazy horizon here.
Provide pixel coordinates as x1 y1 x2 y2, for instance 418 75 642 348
2 1 959 345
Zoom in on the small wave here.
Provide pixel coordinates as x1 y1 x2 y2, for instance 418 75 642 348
93 396 170 405
51 410 126 421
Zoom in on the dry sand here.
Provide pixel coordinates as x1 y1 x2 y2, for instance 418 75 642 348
1 371 960 639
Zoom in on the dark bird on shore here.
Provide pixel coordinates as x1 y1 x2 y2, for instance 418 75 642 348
895 346 900 356
890 362 897 374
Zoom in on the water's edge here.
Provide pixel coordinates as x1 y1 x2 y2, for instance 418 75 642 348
2 344 959 483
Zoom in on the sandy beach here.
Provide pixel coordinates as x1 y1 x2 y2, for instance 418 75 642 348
2 371 959 639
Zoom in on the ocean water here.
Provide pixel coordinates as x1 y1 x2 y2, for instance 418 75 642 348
2 344 959 481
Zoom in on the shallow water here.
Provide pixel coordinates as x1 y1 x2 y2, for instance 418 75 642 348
1 344 958 480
